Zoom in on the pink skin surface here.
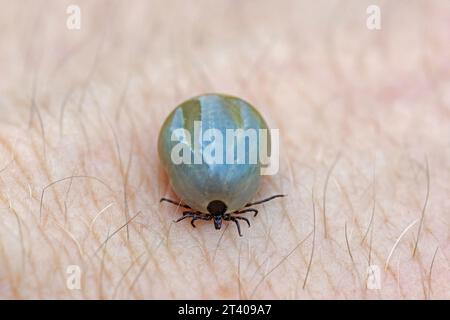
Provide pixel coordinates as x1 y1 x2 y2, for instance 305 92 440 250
0 0 448 299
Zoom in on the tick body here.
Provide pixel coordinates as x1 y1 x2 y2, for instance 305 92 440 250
158 93 284 236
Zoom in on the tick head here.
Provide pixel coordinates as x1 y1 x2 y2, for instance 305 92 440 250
213 215 222 230
207 200 227 230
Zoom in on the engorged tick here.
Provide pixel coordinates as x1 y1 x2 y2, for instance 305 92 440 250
158 93 285 236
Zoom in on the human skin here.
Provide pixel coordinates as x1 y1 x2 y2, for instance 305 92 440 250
0 0 449 299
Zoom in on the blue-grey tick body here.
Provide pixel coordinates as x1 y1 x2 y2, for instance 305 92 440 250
158 93 284 236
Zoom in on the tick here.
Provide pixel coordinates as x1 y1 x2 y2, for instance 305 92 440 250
158 93 284 236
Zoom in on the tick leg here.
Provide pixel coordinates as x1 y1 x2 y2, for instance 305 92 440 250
234 208 258 217
175 215 192 223
226 216 242 237
234 216 250 227
244 194 285 207
186 214 212 228
174 211 196 223
160 197 191 209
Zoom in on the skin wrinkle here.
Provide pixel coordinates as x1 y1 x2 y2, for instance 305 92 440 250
362 194 377 247
95 211 141 254
1 0 450 299
0 239 19 297
117 231 158 299
396 252 403 297
112 251 145 299
418 252 430 299
32 224 67 297
98 227 111 299
412 158 430 258
322 154 340 239
0 139 34 198
337 181 374 265
246 248 282 299
32 140 65 225
321 240 351 296
250 231 313 298
58 86 75 138
39 175 115 226
237 243 245 299
302 190 316 289
0 183 31 296
192 234 224 297
218 240 250 298
344 222 366 293
110 125 133 240
420 26 450 119
8 202 26 275
0 136 17 174
96 239 128 298
29 93 47 161
54 220 85 259
62 170 76 225
133 225 163 288
209 239 237 291
426 247 438 299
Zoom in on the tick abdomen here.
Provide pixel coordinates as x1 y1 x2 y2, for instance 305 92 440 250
158 94 270 213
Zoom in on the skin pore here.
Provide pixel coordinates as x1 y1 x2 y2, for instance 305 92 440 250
0 0 449 299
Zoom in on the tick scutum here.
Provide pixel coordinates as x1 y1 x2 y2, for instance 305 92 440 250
207 200 227 230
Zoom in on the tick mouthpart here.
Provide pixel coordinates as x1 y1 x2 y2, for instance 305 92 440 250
213 216 222 230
